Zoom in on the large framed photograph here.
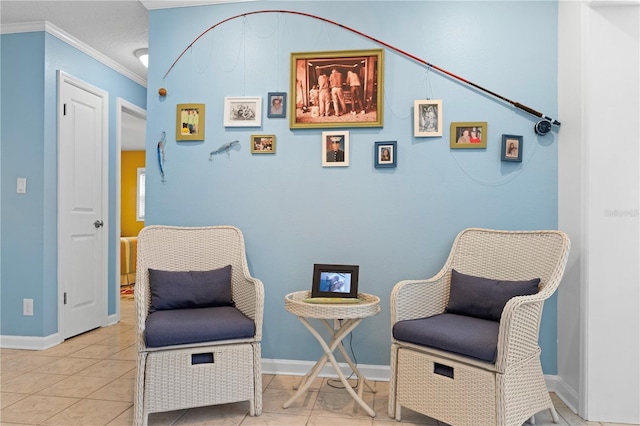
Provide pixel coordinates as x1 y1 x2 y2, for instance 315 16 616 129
322 130 349 167
501 134 523 162
267 92 286 118
290 49 384 129
414 100 443 137
223 96 262 127
311 264 359 298
251 134 276 154
375 141 397 168
450 122 487 148
176 103 205 141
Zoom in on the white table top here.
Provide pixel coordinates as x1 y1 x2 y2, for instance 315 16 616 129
285 291 380 319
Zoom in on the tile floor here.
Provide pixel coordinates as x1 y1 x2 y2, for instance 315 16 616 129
0 297 634 426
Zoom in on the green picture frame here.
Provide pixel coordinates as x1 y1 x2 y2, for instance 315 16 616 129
450 122 487 148
176 103 205 141
290 49 384 129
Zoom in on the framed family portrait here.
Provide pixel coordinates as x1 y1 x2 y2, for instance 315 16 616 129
251 134 276 154
450 122 487 149
414 100 443 137
290 49 384 129
223 96 262 127
176 103 205 141
321 130 349 167
267 92 286 118
501 134 523 162
311 264 359 299
375 141 397 168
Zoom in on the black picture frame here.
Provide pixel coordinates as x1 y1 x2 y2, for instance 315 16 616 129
267 92 287 118
501 134 523 162
311 264 359 298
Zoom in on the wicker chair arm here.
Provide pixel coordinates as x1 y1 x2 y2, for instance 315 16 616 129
232 275 265 341
390 271 450 325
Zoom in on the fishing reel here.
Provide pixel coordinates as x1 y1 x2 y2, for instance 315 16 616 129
534 119 552 135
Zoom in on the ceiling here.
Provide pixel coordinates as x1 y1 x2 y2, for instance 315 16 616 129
0 0 243 150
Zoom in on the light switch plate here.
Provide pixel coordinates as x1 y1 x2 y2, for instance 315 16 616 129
17 178 26 194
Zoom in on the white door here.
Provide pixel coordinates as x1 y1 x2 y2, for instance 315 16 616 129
58 72 108 339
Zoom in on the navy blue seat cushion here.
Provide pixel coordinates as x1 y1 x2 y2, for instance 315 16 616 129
145 306 255 347
393 313 500 363
446 269 540 321
148 265 233 313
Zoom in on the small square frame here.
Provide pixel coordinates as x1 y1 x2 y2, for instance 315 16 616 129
311 264 359 298
251 134 276 154
322 130 349 167
375 141 397 168
450 122 487 148
501 134 523 162
414 100 443 137
176 103 205 141
267 92 287 118
223 96 262 127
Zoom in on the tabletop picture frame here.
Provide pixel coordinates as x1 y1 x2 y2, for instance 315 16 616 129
290 49 384 129
176 103 205 141
374 141 397 168
501 134 523 162
311 264 359 298
223 96 262 127
414 100 443 137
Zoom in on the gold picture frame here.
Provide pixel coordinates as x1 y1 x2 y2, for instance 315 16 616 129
290 49 384 129
176 103 205 141
450 122 487 148
251 134 276 154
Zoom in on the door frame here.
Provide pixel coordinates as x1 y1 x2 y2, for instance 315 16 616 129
115 98 147 320
57 70 109 338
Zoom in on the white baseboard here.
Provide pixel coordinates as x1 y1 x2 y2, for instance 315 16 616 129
548 374 580 414
0 333 62 350
262 358 391 382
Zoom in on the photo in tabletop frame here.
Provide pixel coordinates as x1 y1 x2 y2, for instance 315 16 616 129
312 264 359 298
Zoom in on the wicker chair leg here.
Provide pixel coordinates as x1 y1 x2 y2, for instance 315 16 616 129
529 415 536 424
550 406 560 423
395 402 402 421
388 343 398 418
134 353 148 426
252 343 262 416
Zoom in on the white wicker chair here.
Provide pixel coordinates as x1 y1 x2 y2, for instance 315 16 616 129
389 228 570 426
133 225 264 426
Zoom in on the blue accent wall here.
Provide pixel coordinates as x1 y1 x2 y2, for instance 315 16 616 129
1 31 146 336
146 2 559 372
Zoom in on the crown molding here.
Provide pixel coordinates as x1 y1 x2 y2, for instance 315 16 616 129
1 21 147 88
140 0 257 10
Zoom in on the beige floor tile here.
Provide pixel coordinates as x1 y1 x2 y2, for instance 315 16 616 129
147 408 188 425
105 406 134 426
313 389 375 418
267 374 324 392
262 374 275 391
37 342 89 358
87 376 135 402
0 395 79 424
31 356 99 375
389 406 440 425
66 344 124 359
173 402 249 425
307 413 374 425
97 333 137 348
241 411 309 425
261 387 317 416
120 367 137 379
41 398 131 425
0 391 27 409
75 358 136 378
1 372 67 394
64 331 111 346
1 370 24 383
0 353 59 372
107 344 137 361
36 375 113 398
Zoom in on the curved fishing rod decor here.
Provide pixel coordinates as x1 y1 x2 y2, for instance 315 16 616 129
162 9 561 135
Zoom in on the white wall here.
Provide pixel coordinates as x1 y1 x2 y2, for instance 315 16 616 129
558 2 640 423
